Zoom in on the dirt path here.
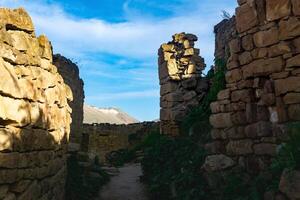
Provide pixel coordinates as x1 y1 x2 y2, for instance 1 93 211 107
98 163 148 200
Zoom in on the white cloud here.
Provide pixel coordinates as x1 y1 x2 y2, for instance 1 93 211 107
87 89 159 101
0 0 235 66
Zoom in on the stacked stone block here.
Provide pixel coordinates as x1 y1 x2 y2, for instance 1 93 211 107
159 33 208 136
214 17 237 61
82 122 159 163
53 54 84 151
0 8 72 199
206 0 300 198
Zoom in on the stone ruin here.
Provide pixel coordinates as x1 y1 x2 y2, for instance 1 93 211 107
205 0 300 199
159 33 208 136
53 54 84 151
0 8 72 199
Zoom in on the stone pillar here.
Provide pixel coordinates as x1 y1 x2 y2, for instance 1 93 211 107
0 8 72 199
53 54 84 151
158 33 208 136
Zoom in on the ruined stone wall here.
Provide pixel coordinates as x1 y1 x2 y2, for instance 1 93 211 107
207 0 300 191
214 17 237 61
82 122 159 162
0 8 72 199
159 33 208 136
53 54 84 149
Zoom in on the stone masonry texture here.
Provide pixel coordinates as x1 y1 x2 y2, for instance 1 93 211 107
0 8 72 200
206 1 300 199
53 54 84 149
159 33 208 136
82 122 159 163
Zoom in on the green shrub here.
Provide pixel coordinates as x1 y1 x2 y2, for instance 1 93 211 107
106 148 136 167
181 59 226 142
66 154 109 200
141 133 207 200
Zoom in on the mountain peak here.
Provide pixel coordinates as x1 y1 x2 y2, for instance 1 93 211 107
83 104 139 125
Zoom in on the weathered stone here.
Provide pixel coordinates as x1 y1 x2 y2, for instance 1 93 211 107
211 129 227 140
231 89 254 103
279 170 300 199
231 111 247 125
236 2 258 33
269 42 291 57
203 154 235 172
210 113 233 129
229 38 241 54
283 93 300 104
275 76 300 95
226 69 243 83
227 126 245 139
181 78 197 89
0 8 34 32
245 121 272 138
226 139 253 155
183 91 197 101
251 47 268 59
243 57 284 79
217 89 230 100
286 54 300 68
288 104 300 120
266 0 291 21
292 0 300 15
253 27 279 48
239 51 252 65
242 34 254 51
253 143 277 156
0 185 8 199
279 17 300 40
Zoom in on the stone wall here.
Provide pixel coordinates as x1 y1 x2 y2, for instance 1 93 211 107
207 0 300 188
82 122 159 163
214 17 237 61
53 54 84 150
159 33 208 136
0 8 72 200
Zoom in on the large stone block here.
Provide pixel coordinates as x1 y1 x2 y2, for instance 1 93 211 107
209 113 233 129
226 139 253 155
231 89 254 103
243 57 284 79
253 27 279 48
245 121 272 138
225 69 243 83
236 2 258 33
279 170 300 200
286 54 300 68
279 17 300 40
0 8 34 32
288 104 300 120
253 143 277 156
266 0 291 21
292 0 300 15
203 154 235 172
275 76 300 95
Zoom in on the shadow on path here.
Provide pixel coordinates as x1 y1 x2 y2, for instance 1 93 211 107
97 163 148 200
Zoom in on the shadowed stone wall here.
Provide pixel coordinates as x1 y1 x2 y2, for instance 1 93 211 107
53 54 84 150
82 122 159 163
159 33 208 136
0 8 72 199
206 0 300 198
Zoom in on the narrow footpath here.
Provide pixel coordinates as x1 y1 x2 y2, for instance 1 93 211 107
97 163 148 200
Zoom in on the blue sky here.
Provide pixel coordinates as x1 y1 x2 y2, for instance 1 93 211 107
0 0 237 121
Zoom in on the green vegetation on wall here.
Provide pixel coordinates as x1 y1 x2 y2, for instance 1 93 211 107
181 59 226 141
66 154 110 200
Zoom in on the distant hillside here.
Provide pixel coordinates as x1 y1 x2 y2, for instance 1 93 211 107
83 104 139 124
